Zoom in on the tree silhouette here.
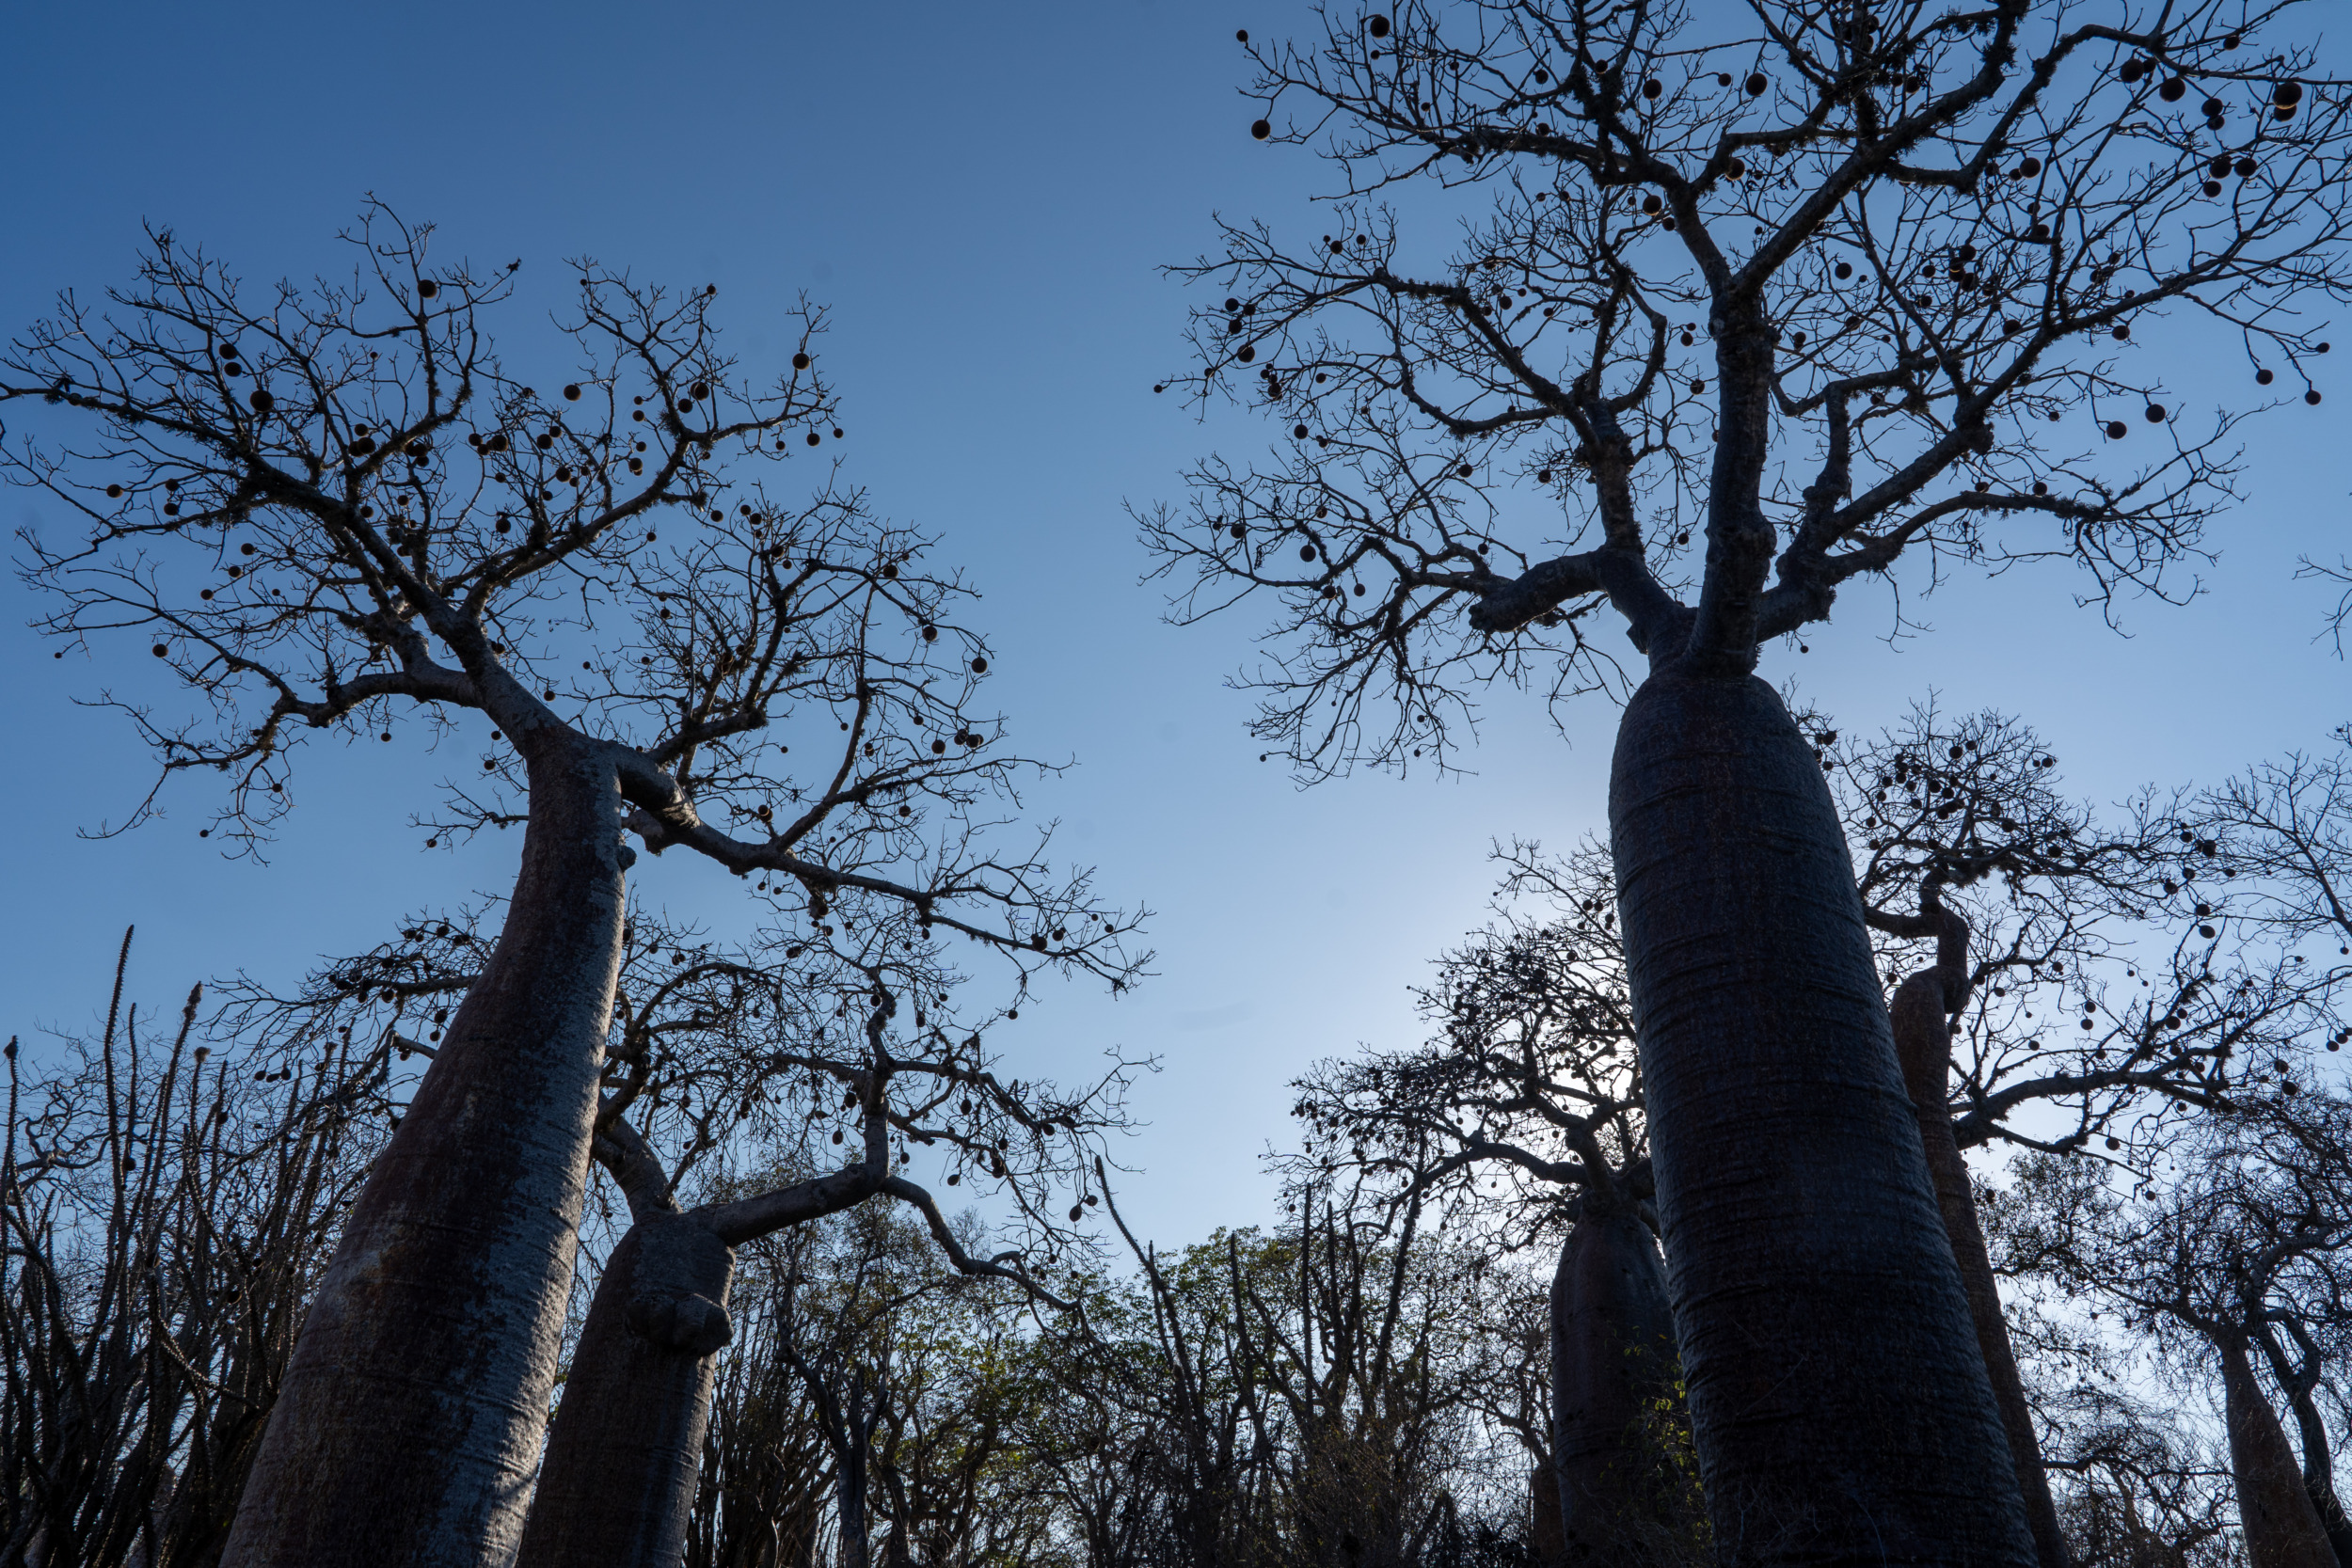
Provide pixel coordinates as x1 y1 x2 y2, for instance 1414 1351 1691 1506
2 204 1145 1567
1993 1098 2352 1568
1151 5 2352 1558
1295 703 2347 1566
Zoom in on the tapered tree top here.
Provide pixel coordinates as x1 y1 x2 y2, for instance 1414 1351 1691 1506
1148 0 2351 777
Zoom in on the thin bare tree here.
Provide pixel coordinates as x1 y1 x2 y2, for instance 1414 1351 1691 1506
1993 1097 2352 1568
2 934 387 1568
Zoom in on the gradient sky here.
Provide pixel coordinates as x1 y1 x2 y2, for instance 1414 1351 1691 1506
4 1 2346 1250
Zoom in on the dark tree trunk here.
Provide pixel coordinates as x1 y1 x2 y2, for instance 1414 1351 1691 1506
1608 671 2034 1566
2219 1335 2337 1568
1531 1455 1565 1568
222 740 631 1568
2256 1328 2352 1568
513 1216 736 1568
2283 1385 2352 1567
517 1124 891 1568
831 1370 875 1568
1549 1203 1700 1564
1890 963 2074 1568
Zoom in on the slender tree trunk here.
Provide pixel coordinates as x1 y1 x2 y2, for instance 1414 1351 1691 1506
1530 1455 1565 1568
1608 671 2035 1566
2258 1330 2352 1568
835 1372 873 1568
2219 1335 2337 1568
1890 967 2074 1568
2282 1384 2352 1568
222 739 631 1568
1549 1202 1701 1564
513 1216 736 1568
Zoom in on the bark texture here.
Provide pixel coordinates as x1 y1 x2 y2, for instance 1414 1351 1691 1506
517 1097 914 1568
221 741 630 1568
2258 1331 2352 1568
1890 957 2073 1568
2220 1336 2338 1568
1608 671 2034 1566
512 1217 735 1568
2283 1390 2352 1568
1549 1203 1701 1564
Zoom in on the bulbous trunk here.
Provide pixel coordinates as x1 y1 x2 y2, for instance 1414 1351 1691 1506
1608 671 2033 1566
222 741 631 1568
2220 1337 2338 1568
1890 974 2074 1568
1549 1203 1702 1564
514 1215 736 1568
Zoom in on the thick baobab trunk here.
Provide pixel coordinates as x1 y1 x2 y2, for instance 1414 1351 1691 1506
2220 1335 2338 1568
1608 671 2034 1566
1549 1201 1700 1564
516 1152 891 1568
223 741 630 1568
1890 961 2073 1568
512 1217 735 1568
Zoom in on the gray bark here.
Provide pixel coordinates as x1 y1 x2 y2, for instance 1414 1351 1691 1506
516 1044 1041 1568
1888 925 2074 1568
1608 670 2035 1566
220 738 631 1568
510 1217 735 1568
2255 1326 2352 1568
1549 1202 1701 1564
2219 1335 2337 1568
1531 1454 1565 1568
2289 1392 2352 1568
514 1148 894 1568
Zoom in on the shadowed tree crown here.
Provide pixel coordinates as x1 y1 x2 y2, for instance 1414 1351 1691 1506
1147 0 2350 775
5 203 1141 977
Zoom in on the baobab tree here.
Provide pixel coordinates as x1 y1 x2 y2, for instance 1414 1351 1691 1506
217 893 1125 1568
516 963 1121 1568
1289 841 1702 1565
2 205 1145 1567
1148 3 2351 1557
1295 704 2345 1566
1992 1097 2352 1568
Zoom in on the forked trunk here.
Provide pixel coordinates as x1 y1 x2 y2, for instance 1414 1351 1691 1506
513 1216 736 1568
222 741 630 1568
1549 1202 1701 1564
1608 671 2033 1565
2263 1343 2352 1568
518 1126 891 1567
2285 1391 2352 1568
2220 1336 2337 1568
1891 970 2074 1568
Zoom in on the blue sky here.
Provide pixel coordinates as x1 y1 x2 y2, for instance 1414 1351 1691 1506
3 1 2346 1249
